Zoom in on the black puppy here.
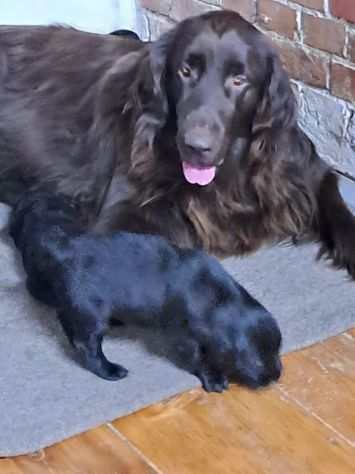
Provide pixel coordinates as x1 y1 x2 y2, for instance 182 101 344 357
10 192 282 392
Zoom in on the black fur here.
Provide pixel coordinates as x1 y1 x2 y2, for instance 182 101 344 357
10 191 282 392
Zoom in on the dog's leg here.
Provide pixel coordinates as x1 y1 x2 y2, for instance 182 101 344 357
57 310 128 381
314 170 355 279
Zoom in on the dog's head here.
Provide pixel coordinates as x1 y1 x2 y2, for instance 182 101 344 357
132 10 296 186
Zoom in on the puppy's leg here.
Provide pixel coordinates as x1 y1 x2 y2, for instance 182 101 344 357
314 170 355 279
196 366 229 393
57 310 128 381
193 345 229 393
26 276 56 307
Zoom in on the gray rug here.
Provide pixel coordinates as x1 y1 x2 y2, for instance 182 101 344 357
1 178 355 456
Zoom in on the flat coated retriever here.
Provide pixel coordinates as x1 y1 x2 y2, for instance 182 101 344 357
9 192 282 393
0 10 354 277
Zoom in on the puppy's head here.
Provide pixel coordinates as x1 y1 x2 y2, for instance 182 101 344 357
199 283 282 389
228 303 282 388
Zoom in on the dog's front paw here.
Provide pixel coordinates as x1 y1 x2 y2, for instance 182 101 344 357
197 371 229 393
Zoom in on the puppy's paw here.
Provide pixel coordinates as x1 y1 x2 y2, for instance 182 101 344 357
87 360 128 381
198 371 229 393
101 362 129 381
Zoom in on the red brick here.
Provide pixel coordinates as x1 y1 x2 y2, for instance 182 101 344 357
330 0 355 24
331 62 355 102
169 0 216 22
258 0 297 40
303 14 345 55
274 39 329 88
350 34 355 63
293 0 323 11
222 0 257 22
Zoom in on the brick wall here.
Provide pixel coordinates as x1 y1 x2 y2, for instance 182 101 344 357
140 0 355 177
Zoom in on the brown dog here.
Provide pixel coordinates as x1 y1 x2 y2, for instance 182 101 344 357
0 11 354 277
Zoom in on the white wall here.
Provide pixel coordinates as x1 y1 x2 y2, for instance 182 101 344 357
0 0 147 36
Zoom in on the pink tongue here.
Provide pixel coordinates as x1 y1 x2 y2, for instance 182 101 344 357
182 162 216 186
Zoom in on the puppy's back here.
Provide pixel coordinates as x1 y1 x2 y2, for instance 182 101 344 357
64 231 181 318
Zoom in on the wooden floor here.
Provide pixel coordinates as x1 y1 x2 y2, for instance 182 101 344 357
2 329 355 474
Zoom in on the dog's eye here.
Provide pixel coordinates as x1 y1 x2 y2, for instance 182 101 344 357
179 64 192 79
231 75 246 87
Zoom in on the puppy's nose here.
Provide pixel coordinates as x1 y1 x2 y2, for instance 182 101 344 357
184 128 213 153
272 359 282 381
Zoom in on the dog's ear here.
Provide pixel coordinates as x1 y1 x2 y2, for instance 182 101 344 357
252 53 296 141
130 27 177 170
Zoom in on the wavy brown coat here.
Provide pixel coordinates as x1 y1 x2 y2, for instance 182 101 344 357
0 11 354 276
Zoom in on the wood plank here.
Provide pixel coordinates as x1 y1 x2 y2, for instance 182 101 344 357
279 331 355 445
115 385 355 474
0 459 23 474
3 330 355 473
0 425 157 474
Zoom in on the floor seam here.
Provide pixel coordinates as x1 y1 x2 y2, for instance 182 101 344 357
106 423 165 474
277 386 355 449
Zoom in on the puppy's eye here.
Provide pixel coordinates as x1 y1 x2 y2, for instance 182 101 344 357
231 75 246 87
179 64 192 79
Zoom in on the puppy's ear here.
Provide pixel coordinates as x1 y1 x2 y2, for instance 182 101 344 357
252 53 296 143
130 27 177 170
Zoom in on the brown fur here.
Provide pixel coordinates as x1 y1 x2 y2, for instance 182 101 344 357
0 12 355 276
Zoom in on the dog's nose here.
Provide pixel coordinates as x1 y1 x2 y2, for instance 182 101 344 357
183 128 213 153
